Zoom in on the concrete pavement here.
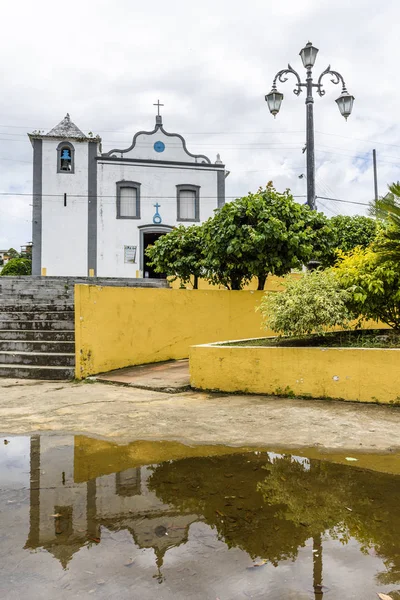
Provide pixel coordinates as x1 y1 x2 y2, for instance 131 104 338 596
0 377 399 453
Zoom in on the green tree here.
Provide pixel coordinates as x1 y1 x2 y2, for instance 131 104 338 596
0 257 31 276
259 270 353 336
334 246 400 329
317 215 377 267
7 247 20 259
202 184 332 290
145 225 204 289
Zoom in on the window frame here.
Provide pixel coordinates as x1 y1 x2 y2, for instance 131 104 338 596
176 184 200 222
116 181 141 220
57 141 75 174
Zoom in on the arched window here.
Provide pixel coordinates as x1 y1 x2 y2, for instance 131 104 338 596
57 142 75 174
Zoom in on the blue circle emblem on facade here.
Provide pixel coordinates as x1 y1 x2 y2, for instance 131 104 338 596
154 141 165 153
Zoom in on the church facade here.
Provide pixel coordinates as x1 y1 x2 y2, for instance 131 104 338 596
29 110 227 277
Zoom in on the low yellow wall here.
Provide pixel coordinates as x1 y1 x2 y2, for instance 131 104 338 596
189 343 400 404
75 286 267 378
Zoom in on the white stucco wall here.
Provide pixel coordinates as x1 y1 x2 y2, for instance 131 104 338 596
96 160 220 278
41 139 92 276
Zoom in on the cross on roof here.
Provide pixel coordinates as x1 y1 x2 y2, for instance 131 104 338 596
153 99 164 116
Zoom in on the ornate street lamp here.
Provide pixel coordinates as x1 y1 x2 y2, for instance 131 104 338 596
265 42 354 210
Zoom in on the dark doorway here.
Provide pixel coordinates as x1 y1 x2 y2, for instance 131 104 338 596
143 232 166 278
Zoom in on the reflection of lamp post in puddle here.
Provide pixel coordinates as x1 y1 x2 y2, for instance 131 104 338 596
311 459 325 599
313 533 324 599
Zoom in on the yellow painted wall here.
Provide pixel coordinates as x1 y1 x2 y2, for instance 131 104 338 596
189 344 400 404
75 286 267 378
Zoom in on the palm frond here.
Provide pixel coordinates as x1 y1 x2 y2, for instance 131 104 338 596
369 182 400 220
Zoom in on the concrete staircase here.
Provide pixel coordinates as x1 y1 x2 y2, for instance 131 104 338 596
0 276 168 380
0 279 75 380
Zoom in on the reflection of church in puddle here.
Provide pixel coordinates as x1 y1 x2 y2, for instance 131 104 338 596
25 435 198 577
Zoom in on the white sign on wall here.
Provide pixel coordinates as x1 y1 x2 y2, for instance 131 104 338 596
124 245 137 264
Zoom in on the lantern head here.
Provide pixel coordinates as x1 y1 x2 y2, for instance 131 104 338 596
299 42 319 69
335 90 355 120
265 88 284 117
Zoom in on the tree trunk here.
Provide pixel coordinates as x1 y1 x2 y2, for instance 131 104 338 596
230 277 242 290
257 274 267 290
193 275 199 290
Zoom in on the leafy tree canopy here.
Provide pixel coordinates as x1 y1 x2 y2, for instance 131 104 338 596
7 247 20 259
0 257 32 276
334 246 400 329
317 215 378 267
145 225 204 289
259 270 353 336
202 183 333 290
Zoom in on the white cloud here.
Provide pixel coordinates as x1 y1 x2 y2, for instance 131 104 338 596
0 0 399 247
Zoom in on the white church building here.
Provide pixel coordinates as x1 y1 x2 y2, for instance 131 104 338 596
28 107 227 277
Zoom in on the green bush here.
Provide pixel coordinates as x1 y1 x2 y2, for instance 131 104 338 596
317 215 378 267
0 258 32 276
334 247 400 329
259 270 352 336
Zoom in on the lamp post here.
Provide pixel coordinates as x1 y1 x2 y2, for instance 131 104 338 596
265 42 354 210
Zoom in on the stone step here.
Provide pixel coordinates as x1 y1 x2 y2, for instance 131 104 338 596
0 320 74 331
0 351 75 367
0 291 73 298
0 287 73 293
0 311 74 322
0 330 74 341
0 289 73 296
0 304 74 312
0 277 168 292
0 298 74 306
0 364 74 380
0 340 75 353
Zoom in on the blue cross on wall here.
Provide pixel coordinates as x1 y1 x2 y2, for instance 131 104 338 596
153 203 162 224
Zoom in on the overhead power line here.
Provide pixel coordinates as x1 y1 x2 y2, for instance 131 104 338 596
0 190 370 208
316 195 369 207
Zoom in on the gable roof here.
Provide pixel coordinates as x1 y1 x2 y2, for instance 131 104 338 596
28 114 101 144
46 113 86 138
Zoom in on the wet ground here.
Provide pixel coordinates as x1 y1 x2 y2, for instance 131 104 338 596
1 433 400 599
1 378 400 452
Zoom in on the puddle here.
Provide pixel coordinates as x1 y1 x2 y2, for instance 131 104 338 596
1 435 400 599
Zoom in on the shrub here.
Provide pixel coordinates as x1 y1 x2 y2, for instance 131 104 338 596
0 258 32 276
259 270 352 336
334 247 400 329
317 215 378 267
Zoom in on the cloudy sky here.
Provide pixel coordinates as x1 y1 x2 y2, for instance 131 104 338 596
0 0 399 250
